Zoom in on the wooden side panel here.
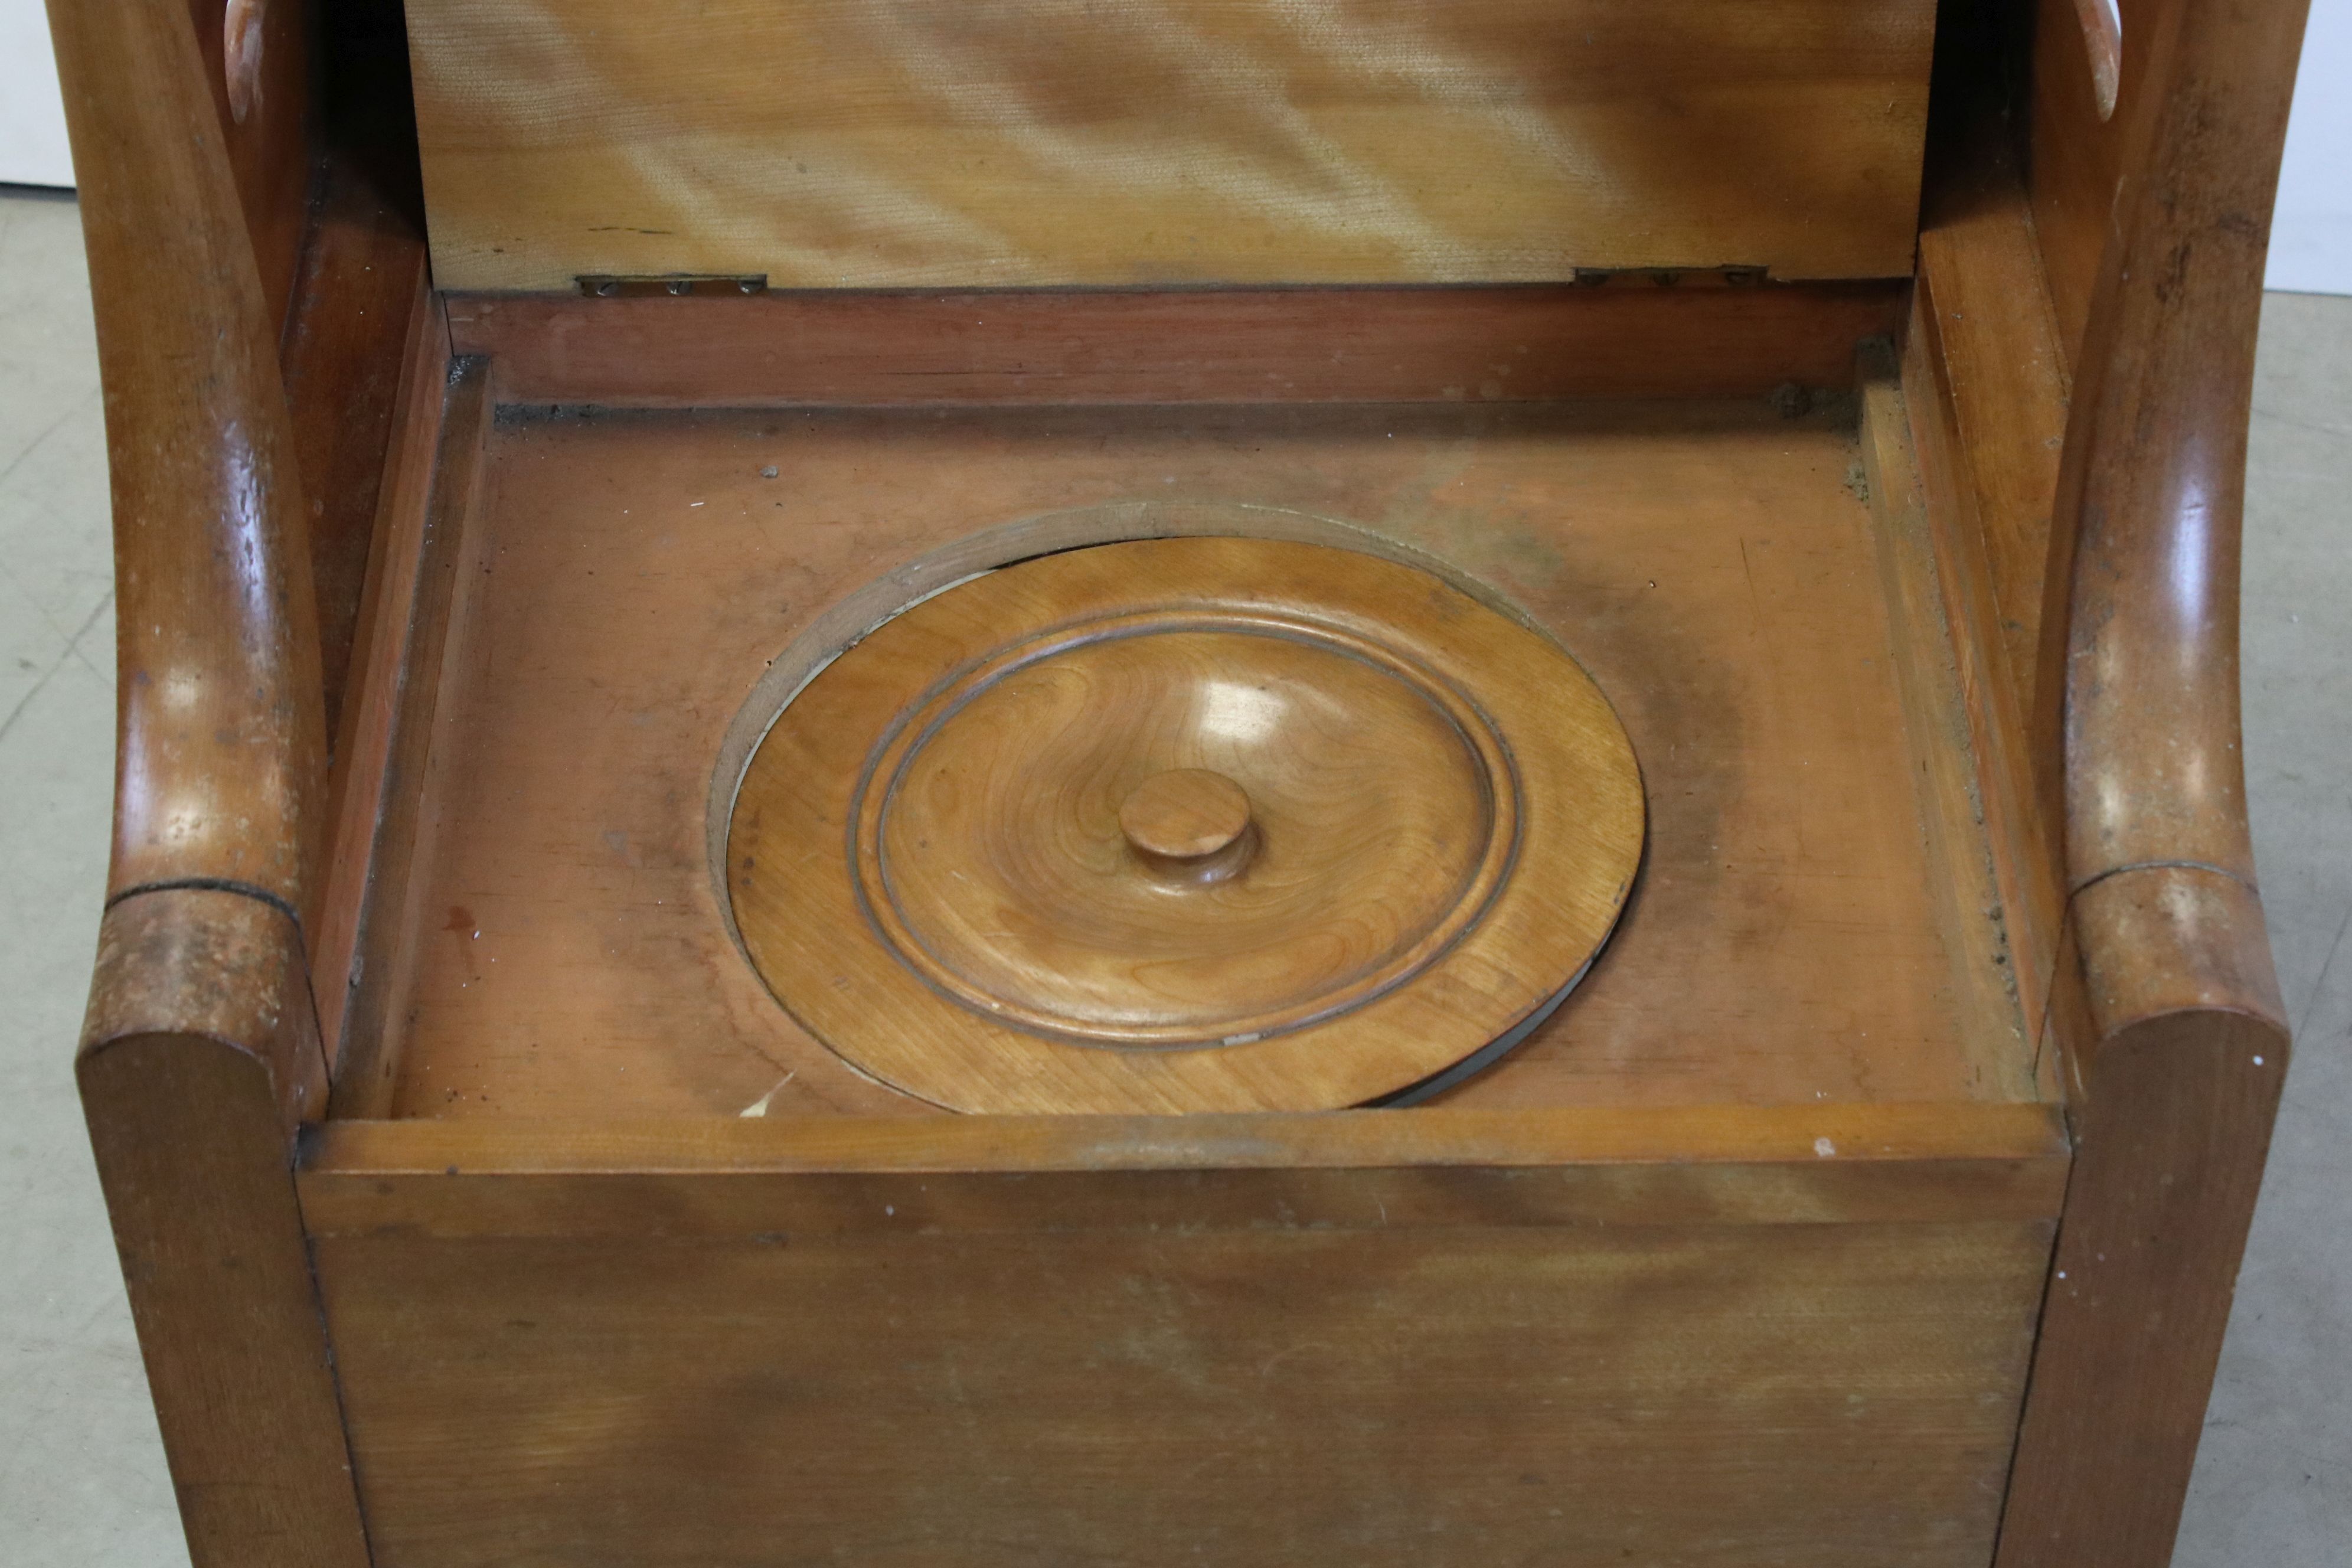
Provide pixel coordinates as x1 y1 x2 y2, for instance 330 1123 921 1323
329 361 494 1115
1906 0 2079 1096
182 0 313 339
1995 992 2285 1568
2023 0 2114 364
1856 350 2034 1099
80 889 369 1568
280 160 435 743
1901 293 2070 1097
311 292 453 1059
1913 141 2070 716
406 0 1936 291
312 1144 2053 1568
2020 0 2159 366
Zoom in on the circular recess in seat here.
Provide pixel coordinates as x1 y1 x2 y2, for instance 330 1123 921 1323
726 535 1643 1113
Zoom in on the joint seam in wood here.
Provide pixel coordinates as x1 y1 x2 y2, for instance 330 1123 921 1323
2066 859 2259 899
107 876 304 927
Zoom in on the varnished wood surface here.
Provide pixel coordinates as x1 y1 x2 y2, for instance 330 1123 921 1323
304 1099 2067 1184
305 1098 2063 1567
363 398 2033 1121
1903 38 2075 1077
1857 351 2034 1102
49 1 408 1560
329 362 495 1118
48 0 326 913
730 538 1643 1112
181 0 311 339
407 0 1934 293
1915 83 2071 719
2042 0 2303 919
1905 2 2078 1096
1997 997 2285 1568
1118 767 1253 863
311 293 455 1063
315 1203 2048 1567
450 283 1908 406
79 889 369 1568
1902 299 2070 1095
301 1103 2070 1244
1997 0 2307 1558
2024 0 2141 367
46 0 2305 1559
280 155 435 744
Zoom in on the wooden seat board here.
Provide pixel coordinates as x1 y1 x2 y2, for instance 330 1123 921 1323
367 397 2030 1121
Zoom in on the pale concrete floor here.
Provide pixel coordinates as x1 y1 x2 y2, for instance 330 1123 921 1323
0 182 2344 1564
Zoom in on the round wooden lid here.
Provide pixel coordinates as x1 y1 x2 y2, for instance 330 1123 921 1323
727 537 1644 1113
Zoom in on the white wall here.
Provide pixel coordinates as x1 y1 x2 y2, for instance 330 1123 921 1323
2269 0 2352 293
0 0 2344 286
0 0 72 187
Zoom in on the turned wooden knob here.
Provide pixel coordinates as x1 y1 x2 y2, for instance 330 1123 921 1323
1119 769 1255 872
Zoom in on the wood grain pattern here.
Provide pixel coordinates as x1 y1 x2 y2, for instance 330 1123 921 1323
280 153 435 744
1906 9 2076 1093
313 1204 2050 1567
311 291 453 1063
1997 0 2307 1556
1901 294 2070 1097
368 400 2037 1120
329 362 494 1117
2039 0 2301 915
303 1098 2069 1185
299 1102 2070 1256
1856 348 2034 1104
731 538 1642 1112
1916 107 2072 717
48 2 388 1560
181 0 312 339
450 282 1910 407
406 0 1935 292
1118 766 1255 865
79 888 368 1568
1997 991 2285 1568
48 0 326 913
2023 0 2137 367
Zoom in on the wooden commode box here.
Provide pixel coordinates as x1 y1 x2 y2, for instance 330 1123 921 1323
47 0 2308 1563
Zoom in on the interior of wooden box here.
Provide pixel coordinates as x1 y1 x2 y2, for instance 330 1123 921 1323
302 0 2079 1128
329 380 2039 1122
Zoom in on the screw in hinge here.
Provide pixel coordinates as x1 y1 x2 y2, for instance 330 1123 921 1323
1568 264 1770 289
576 274 770 299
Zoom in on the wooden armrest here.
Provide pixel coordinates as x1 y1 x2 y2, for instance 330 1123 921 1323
2049 0 2304 1047
48 0 326 920
51 11 364 1553
2000 2 2307 1561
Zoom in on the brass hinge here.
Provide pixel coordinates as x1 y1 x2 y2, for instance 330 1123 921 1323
577 274 769 298
1570 265 1769 289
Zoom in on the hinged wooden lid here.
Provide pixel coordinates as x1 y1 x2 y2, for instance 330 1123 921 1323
727 537 1643 1113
